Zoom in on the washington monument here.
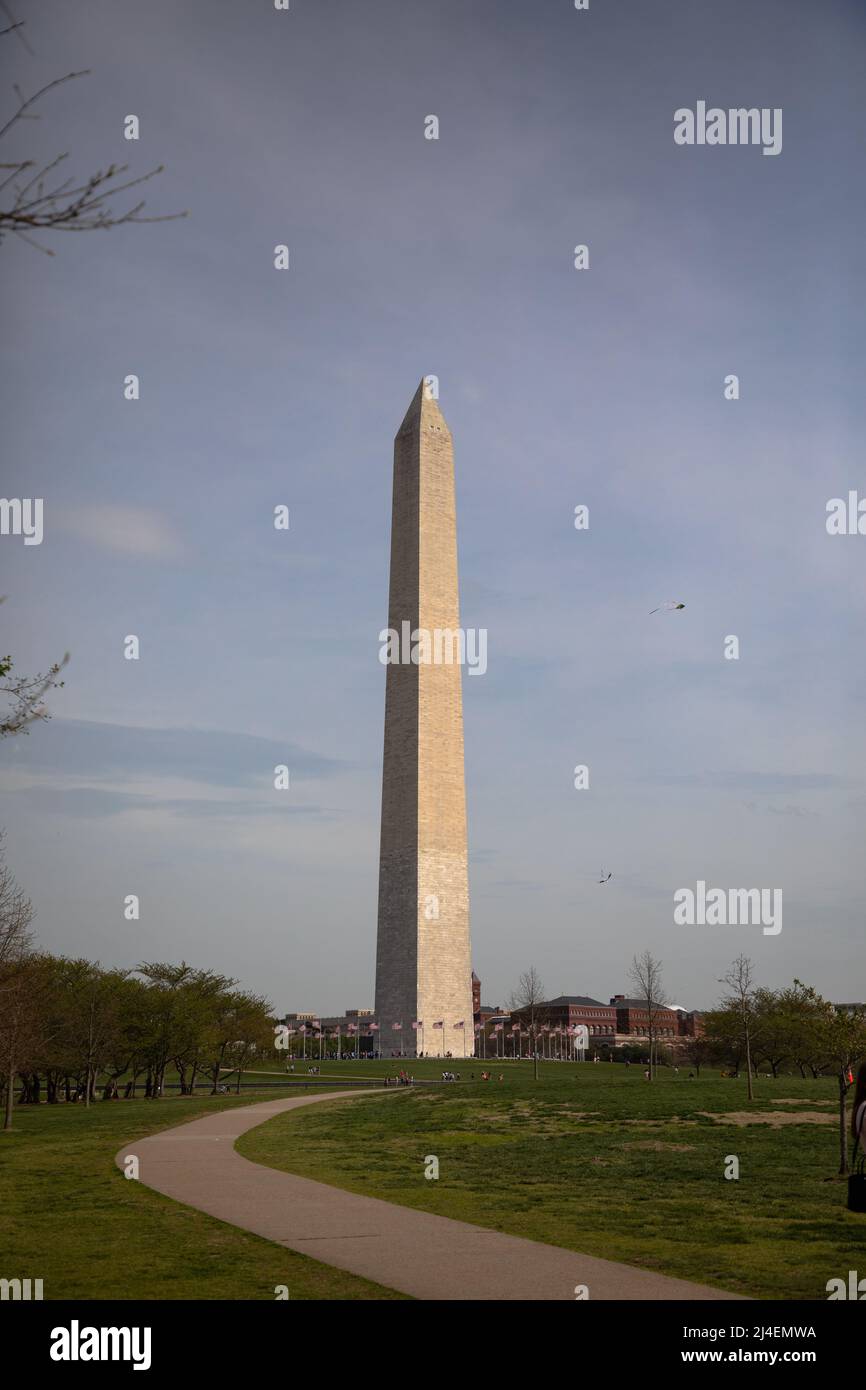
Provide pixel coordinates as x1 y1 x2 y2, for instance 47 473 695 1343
374 381 474 1059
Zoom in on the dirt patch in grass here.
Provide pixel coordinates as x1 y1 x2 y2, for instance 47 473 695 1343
541 1110 601 1121
698 1110 834 1128
622 1140 696 1152
619 1118 700 1128
772 1098 835 1107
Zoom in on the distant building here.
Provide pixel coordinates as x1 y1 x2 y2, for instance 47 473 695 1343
610 995 683 1039
282 988 705 1055
281 1011 377 1051
511 995 616 1041
677 1010 704 1037
471 971 481 1017
477 1002 502 1023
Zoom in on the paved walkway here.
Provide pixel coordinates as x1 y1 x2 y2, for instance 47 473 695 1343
116 1090 745 1301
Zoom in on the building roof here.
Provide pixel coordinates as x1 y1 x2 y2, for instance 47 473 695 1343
611 997 677 1010
543 995 610 1008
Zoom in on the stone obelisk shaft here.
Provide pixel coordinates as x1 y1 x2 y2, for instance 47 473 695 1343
374 383 473 1059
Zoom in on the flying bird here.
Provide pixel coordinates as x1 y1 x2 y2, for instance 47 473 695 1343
650 601 685 614
598 871 612 883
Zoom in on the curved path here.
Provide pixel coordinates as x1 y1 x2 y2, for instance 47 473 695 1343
116 1090 745 1302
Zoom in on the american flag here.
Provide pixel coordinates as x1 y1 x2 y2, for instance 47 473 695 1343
453 1021 464 1030
511 1023 520 1032
493 1023 503 1033
392 1022 403 1030
298 1024 307 1034
411 1021 422 1030
432 1021 444 1029
368 1022 379 1032
347 1023 357 1034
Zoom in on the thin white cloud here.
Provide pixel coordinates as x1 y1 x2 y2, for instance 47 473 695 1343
62 504 183 557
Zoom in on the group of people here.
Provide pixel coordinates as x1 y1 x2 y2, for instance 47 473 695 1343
384 1070 414 1086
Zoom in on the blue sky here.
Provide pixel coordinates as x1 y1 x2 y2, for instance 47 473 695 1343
2 0 864 1014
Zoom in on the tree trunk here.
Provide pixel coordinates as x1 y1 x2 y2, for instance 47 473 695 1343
745 1032 754 1101
4 1063 14 1131
839 1072 849 1176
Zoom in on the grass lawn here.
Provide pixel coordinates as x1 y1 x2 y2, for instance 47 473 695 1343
0 1087 407 1300
237 1060 862 1300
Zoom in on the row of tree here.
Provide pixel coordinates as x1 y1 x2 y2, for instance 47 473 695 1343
0 851 275 1128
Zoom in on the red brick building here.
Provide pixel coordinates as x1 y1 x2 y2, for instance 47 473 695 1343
610 995 700 1039
471 971 481 1017
677 1010 704 1037
511 995 617 1041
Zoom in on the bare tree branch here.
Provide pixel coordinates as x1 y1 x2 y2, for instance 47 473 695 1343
0 20 187 253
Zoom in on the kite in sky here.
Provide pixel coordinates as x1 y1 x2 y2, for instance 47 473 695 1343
650 601 686 614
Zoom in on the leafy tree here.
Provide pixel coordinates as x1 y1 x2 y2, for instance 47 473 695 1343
813 996 866 1175
750 988 790 1078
